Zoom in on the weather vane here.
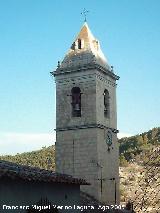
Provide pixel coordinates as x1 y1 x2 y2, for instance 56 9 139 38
81 8 89 22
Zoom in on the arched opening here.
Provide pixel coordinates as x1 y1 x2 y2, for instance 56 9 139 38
104 89 110 118
71 87 81 117
78 39 82 49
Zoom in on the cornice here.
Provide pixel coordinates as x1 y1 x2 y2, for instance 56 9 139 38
55 123 119 134
51 63 119 81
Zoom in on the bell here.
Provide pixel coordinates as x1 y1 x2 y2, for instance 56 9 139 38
75 104 80 111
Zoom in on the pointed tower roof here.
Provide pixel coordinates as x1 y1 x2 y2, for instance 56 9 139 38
59 22 111 71
53 22 120 80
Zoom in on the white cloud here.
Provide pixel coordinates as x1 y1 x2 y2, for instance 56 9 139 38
0 132 56 155
117 132 133 139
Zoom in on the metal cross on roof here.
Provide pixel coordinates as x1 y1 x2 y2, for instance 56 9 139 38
81 8 89 22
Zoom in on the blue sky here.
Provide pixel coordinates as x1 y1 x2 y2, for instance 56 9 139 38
0 0 160 154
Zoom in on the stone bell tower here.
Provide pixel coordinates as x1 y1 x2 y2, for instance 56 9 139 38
52 22 120 204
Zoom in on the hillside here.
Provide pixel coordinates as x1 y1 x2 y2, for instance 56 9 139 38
118 127 160 212
119 127 160 166
0 145 55 170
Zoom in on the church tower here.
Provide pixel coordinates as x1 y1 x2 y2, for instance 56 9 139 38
52 22 120 204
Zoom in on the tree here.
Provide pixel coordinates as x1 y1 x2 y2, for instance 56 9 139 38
143 134 148 145
151 128 158 139
120 154 128 167
136 135 144 147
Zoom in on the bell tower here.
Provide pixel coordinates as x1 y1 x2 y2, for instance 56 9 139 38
52 22 120 204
